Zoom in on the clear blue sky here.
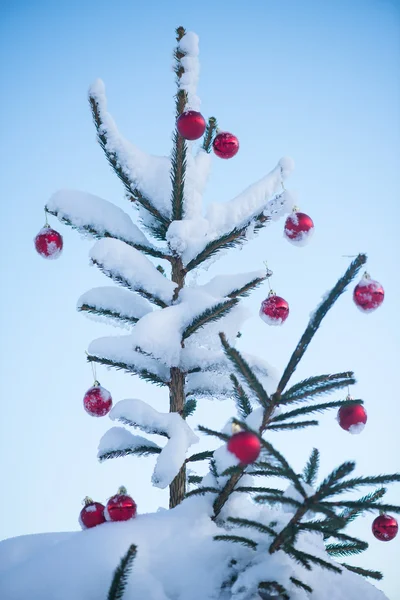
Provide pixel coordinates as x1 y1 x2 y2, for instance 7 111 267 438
1 0 399 597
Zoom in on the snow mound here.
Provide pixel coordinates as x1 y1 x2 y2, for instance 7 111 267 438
0 498 388 600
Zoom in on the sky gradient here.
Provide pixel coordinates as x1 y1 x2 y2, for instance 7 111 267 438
1 1 399 597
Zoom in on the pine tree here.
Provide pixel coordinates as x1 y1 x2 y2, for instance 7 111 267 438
36 26 399 600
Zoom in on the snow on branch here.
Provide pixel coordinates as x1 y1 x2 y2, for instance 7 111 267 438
198 270 268 299
90 238 177 308
88 335 170 385
168 159 295 269
98 426 161 461
110 399 199 489
46 190 167 260
77 286 152 328
89 79 172 228
178 31 200 111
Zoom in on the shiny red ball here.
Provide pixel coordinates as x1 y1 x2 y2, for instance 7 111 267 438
353 276 384 313
176 110 206 140
372 514 398 542
227 431 261 465
337 404 367 433
106 488 137 522
260 295 289 326
83 383 112 417
34 226 63 259
284 212 314 245
213 132 239 159
79 499 106 529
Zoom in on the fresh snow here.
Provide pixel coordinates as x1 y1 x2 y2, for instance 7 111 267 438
78 286 152 327
89 79 173 219
166 160 295 266
98 426 161 461
88 335 171 383
46 190 156 249
0 496 389 600
110 399 199 489
90 238 177 305
178 32 201 111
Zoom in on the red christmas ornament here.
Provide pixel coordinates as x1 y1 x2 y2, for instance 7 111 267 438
105 486 137 522
176 110 206 140
259 292 289 326
284 210 314 246
79 497 106 529
83 381 112 417
372 514 398 542
337 401 367 434
34 225 63 259
227 431 261 465
353 273 384 313
213 131 239 159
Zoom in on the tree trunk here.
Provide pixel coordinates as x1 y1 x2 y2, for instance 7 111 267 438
169 258 187 508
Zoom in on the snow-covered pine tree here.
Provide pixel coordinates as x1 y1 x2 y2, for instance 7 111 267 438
1 26 399 600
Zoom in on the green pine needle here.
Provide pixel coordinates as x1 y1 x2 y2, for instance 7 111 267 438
107 544 137 600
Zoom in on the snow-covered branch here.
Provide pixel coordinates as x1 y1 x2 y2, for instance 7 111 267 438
90 238 177 308
89 79 172 238
110 399 199 489
46 190 168 260
98 426 162 461
77 286 152 327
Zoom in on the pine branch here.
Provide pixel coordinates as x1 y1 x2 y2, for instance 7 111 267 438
171 92 187 220
234 486 283 496
227 516 277 538
219 333 271 409
213 535 258 550
182 299 239 340
270 399 362 423
107 544 137 600
327 473 400 497
113 416 169 438
202 117 218 153
275 254 367 395
182 398 197 418
220 465 244 477
185 196 286 271
99 445 162 462
326 541 368 557
45 208 168 260
258 581 289 599
316 462 356 498
321 500 400 513
284 546 342 573
290 577 313 593
78 303 140 326
185 486 220 498
187 474 203 484
303 449 320 486
230 374 253 419
89 95 171 240
186 450 214 463
266 419 318 431
341 563 383 581
254 494 302 509
334 488 386 528
90 258 169 308
197 425 230 442
280 372 355 404
86 354 168 386
227 274 267 299
260 438 306 498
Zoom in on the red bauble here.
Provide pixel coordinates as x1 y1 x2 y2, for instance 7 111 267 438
79 497 106 529
284 211 314 246
105 487 137 522
83 382 112 417
260 293 289 326
353 274 384 313
176 110 206 140
213 132 239 159
34 225 63 259
337 403 367 434
372 514 398 542
227 431 261 465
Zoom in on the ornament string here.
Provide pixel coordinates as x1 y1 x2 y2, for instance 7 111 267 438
263 261 274 295
85 351 98 385
44 208 49 227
